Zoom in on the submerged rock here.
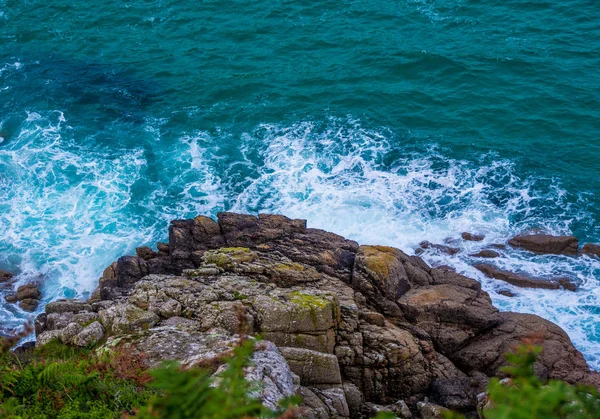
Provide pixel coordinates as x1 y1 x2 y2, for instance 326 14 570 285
419 241 460 256
461 232 484 242
19 298 39 312
470 250 500 258
0 270 13 283
508 234 578 255
474 263 576 291
581 243 600 258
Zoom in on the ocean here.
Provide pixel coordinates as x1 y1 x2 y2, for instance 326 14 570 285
1 0 599 367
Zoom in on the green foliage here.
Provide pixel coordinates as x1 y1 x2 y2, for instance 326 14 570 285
0 331 154 419
139 338 299 419
0 331 298 419
447 345 600 419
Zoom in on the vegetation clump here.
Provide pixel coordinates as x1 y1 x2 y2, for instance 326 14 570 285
0 327 298 419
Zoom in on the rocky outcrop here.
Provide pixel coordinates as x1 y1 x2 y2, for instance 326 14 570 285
33 212 598 418
508 234 579 255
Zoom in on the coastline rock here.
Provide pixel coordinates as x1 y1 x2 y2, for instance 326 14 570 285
16 284 41 301
508 234 578 255
474 263 576 291
19 298 39 312
32 212 599 417
470 250 500 258
462 232 484 242
0 270 13 283
4 293 17 303
136 246 159 261
453 312 592 385
581 243 600 258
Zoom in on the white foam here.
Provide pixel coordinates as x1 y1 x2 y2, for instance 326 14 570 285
0 110 151 324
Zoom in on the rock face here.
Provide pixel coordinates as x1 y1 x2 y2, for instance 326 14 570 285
508 234 579 255
33 213 597 418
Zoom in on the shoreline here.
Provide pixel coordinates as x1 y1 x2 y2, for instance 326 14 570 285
23 212 600 417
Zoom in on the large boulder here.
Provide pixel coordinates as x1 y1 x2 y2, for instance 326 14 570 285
98 303 159 335
452 312 592 384
279 347 342 386
16 284 41 301
508 234 578 255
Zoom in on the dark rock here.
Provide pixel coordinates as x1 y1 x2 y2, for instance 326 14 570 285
0 270 13 282
430 377 483 411
420 241 460 256
462 232 484 242
508 234 578 255
115 256 149 286
470 250 500 258
19 298 39 312
157 241 170 254
498 289 516 297
136 246 159 260
4 293 17 303
581 243 600 258
34 313 47 335
16 284 41 301
558 278 577 292
14 341 35 353
474 263 576 291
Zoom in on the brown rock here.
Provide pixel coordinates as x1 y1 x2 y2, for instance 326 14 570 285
136 246 159 260
498 289 516 297
0 270 13 283
581 243 600 258
508 234 578 255
462 232 485 242
115 256 149 286
453 312 592 385
398 284 501 354
4 293 17 303
474 263 576 291
157 242 170 254
16 284 41 301
470 250 500 258
19 298 39 312
353 246 412 302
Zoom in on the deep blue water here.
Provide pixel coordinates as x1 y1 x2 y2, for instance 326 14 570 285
1 0 599 366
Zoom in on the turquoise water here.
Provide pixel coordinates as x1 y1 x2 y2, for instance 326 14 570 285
1 0 599 366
